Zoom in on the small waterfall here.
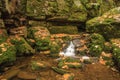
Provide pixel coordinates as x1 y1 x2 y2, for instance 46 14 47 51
59 41 75 57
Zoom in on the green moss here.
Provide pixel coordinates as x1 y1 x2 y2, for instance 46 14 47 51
89 44 102 57
89 33 105 48
58 60 64 68
50 43 60 54
10 37 35 56
58 57 81 68
86 7 120 39
104 42 112 52
88 33 105 57
64 57 80 63
0 43 16 64
52 67 70 75
110 39 120 69
35 37 51 51
68 0 87 22
62 36 72 42
31 61 46 70
48 26 78 34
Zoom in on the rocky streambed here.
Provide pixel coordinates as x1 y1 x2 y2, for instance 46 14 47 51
0 33 120 80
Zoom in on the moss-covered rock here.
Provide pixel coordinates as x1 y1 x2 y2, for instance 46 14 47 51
110 39 120 70
0 42 16 64
27 26 51 51
10 36 35 56
27 0 57 17
48 26 78 34
52 67 70 75
28 26 50 40
81 0 116 18
50 41 61 54
86 7 120 39
68 0 87 22
35 37 51 51
31 61 47 71
88 33 105 57
58 57 82 69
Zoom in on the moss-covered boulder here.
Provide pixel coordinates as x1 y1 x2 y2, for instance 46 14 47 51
27 0 57 18
110 39 120 70
68 0 87 22
86 7 120 39
10 36 35 56
81 0 116 18
27 26 51 51
88 33 105 57
35 37 51 51
0 42 16 64
50 41 61 56
28 26 50 40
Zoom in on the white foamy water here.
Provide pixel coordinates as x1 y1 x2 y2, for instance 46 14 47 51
59 41 75 57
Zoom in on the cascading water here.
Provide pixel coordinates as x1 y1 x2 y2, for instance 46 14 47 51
59 41 75 57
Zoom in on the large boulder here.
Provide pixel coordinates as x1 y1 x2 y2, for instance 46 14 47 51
81 0 116 18
86 7 120 39
88 33 105 57
26 0 57 18
68 0 87 22
27 26 51 51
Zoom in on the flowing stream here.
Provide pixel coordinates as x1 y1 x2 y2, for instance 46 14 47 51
59 41 75 57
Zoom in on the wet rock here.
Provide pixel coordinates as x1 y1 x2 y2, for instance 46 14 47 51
17 71 37 80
